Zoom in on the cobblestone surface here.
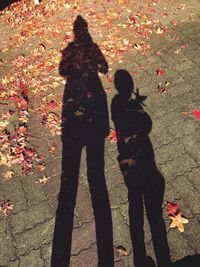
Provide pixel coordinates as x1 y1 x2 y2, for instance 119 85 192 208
0 0 200 266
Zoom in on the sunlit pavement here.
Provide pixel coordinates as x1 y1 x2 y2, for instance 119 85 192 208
0 0 200 266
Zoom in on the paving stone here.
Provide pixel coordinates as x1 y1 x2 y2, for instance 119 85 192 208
1 1 200 266
109 183 128 208
0 220 16 265
159 153 197 180
15 218 55 256
19 249 44 267
112 209 132 255
150 129 174 149
167 230 195 262
10 201 54 235
71 220 96 255
2 178 28 214
8 260 19 267
172 176 200 214
182 217 200 253
168 120 199 139
20 176 47 206
70 243 98 267
75 184 94 224
44 161 61 198
180 134 200 164
41 242 52 267
0 234 16 266
186 167 200 188
106 165 124 189
154 139 185 164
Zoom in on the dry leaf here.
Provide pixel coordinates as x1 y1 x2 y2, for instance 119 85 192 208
4 170 14 180
36 175 50 184
116 245 128 256
106 129 118 143
166 202 179 216
192 110 200 120
0 201 13 217
169 212 188 232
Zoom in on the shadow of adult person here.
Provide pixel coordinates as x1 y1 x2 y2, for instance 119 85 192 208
0 0 19 11
111 69 171 267
51 15 114 267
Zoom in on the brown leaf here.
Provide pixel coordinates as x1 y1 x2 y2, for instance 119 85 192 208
116 245 128 256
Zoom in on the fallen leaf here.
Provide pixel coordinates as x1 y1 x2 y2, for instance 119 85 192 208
181 111 190 116
37 162 46 172
158 84 167 94
192 110 200 120
0 201 13 217
156 69 166 76
155 27 164 35
169 212 188 232
4 170 14 180
47 100 58 110
166 202 179 215
49 143 56 154
36 175 50 184
116 245 128 256
106 129 118 143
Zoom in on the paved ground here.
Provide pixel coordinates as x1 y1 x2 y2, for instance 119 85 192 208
0 0 200 266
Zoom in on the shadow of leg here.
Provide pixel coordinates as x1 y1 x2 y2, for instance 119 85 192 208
87 140 114 267
144 173 171 267
51 143 82 267
127 184 147 267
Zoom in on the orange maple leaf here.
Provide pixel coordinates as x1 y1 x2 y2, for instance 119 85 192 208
169 212 188 232
106 129 118 143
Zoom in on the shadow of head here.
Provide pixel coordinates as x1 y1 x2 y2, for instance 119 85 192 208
73 15 91 42
114 69 134 99
172 254 200 267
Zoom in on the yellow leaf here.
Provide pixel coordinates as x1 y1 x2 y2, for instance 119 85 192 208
0 153 9 165
36 175 51 184
0 120 9 128
4 170 14 180
156 27 164 34
169 213 188 232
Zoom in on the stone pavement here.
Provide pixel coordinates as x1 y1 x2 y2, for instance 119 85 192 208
0 0 200 266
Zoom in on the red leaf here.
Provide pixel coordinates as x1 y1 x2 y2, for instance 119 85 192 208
167 202 179 215
0 201 13 217
129 17 136 22
107 76 114 83
192 110 200 120
158 84 167 94
63 35 70 42
47 100 58 110
106 129 118 143
149 8 156 12
156 69 166 76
